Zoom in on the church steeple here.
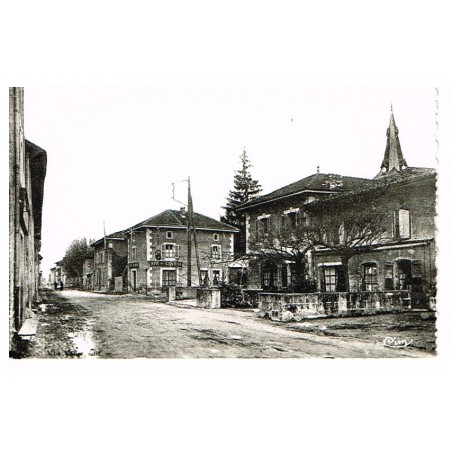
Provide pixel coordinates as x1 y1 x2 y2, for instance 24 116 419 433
376 106 408 178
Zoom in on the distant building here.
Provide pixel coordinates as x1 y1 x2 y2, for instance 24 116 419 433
91 231 128 292
9 88 47 348
125 208 238 292
82 249 95 290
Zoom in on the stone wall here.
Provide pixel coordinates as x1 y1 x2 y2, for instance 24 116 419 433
258 290 414 321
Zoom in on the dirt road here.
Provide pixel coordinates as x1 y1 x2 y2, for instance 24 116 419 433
20 290 436 359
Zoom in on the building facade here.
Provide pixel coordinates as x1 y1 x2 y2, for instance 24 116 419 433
9 88 47 348
91 232 128 292
125 208 238 292
238 109 436 308
82 251 95 290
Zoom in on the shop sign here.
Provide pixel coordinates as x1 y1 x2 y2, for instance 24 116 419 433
148 260 182 267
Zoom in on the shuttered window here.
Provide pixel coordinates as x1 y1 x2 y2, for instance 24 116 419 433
394 209 411 239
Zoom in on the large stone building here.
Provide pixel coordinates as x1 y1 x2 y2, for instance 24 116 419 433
9 88 47 348
237 109 436 308
125 208 238 292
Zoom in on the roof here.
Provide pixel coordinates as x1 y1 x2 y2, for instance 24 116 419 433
91 230 127 247
306 167 436 208
130 209 239 232
25 140 47 237
237 173 372 210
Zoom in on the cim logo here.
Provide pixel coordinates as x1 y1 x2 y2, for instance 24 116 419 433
383 336 414 348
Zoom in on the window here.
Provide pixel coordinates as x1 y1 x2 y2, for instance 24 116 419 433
261 263 277 291
287 212 298 228
213 233 219 241
323 267 337 292
200 270 209 286
362 263 378 291
166 231 173 239
212 269 221 286
384 262 394 290
394 209 411 239
131 246 137 261
256 215 271 236
162 269 176 287
161 243 180 259
211 245 221 260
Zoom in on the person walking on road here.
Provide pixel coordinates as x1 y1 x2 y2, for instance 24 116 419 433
59 280 64 291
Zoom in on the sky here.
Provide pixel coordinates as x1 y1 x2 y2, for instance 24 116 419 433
3 1 452 448
24 86 438 278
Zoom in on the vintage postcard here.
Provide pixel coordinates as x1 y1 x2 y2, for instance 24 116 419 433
9 86 439 359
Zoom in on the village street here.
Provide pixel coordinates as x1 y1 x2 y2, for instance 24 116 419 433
18 290 436 359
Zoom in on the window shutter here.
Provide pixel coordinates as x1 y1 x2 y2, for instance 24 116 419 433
176 244 180 259
399 209 410 238
393 211 399 238
161 243 165 258
412 260 422 278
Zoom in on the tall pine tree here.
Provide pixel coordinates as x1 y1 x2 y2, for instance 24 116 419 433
221 148 262 255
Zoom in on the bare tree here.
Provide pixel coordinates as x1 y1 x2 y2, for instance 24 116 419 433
306 197 392 291
247 195 391 292
248 215 316 292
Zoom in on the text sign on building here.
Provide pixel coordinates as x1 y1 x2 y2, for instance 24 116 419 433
148 260 183 268
129 262 140 268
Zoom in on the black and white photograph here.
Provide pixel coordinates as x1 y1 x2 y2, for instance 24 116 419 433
3 2 452 452
8 87 439 359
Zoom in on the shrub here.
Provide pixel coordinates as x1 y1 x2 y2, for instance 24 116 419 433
218 282 255 308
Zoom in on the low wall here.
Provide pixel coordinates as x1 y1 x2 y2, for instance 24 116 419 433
259 291 413 321
177 287 198 300
196 288 221 309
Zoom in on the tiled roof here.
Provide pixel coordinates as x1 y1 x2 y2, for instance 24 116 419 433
237 173 372 210
91 230 127 247
130 209 239 232
307 167 436 207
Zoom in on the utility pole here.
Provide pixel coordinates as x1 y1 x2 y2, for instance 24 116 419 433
187 178 192 286
187 177 202 286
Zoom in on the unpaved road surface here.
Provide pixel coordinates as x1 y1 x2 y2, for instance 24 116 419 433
16 290 436 359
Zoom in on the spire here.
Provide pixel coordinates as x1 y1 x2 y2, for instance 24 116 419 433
376 106 408 178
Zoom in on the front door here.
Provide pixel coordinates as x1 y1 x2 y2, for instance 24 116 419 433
397 260 412 290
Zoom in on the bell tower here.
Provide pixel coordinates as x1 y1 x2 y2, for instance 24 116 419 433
375 105 408 178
